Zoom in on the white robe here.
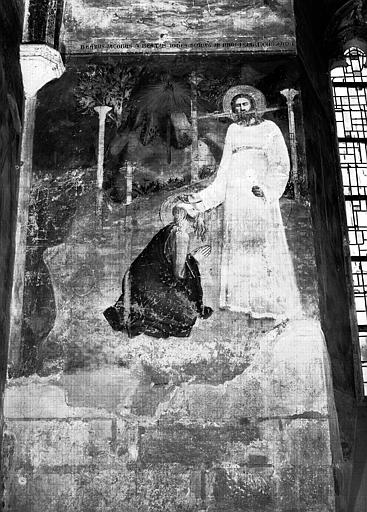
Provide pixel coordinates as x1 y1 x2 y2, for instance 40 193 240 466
197 120 302 320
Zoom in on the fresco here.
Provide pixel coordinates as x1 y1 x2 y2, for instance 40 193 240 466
13 53 316 377
62 0 295 54
5 53 338 512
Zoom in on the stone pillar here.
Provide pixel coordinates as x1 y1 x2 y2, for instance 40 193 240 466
281 88 300 201
22 0 31 41
8 45 65 368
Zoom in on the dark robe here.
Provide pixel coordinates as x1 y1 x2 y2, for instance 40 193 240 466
103 224 211 338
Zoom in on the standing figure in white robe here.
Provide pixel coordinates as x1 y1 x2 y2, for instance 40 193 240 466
187 86 302 321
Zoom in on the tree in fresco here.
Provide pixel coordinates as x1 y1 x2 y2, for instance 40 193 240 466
74 63 194 201
74 63 143 129
75 63 192 162
74 62 144 200
133 74 192 164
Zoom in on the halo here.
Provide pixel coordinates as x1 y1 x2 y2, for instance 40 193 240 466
222 85 266 114
159 194 199 226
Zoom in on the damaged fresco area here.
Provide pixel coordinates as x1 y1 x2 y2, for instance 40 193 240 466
4 319 340 512
61 0 295 53
3 54 342 512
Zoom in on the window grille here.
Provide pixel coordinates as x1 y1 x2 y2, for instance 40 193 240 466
331 47 367 394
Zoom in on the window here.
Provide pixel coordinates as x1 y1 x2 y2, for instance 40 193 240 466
331 47 367 394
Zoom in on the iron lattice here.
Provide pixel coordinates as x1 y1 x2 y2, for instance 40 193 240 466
331 47 367 393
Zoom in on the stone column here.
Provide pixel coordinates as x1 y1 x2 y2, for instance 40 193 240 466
8 45 65 368
22 0 31 41
281 88 300 201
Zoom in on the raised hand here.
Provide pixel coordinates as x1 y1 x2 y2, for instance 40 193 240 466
252 185 265 198
191 245 211 263
178 193 202 204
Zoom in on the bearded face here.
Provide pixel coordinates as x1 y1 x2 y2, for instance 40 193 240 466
233 96 252 114
232 95 261 124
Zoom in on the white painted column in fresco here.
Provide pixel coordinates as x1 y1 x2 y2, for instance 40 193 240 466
8 44 65 368
281 88 300 201
126 162 133 205
190 72 203 183
94 105 112 218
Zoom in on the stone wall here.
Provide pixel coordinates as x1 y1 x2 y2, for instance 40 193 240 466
61 0 296 55
295 0 360 507
2 2 354 511
4 319 341 512
0 0 23 509
3 50 342 508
